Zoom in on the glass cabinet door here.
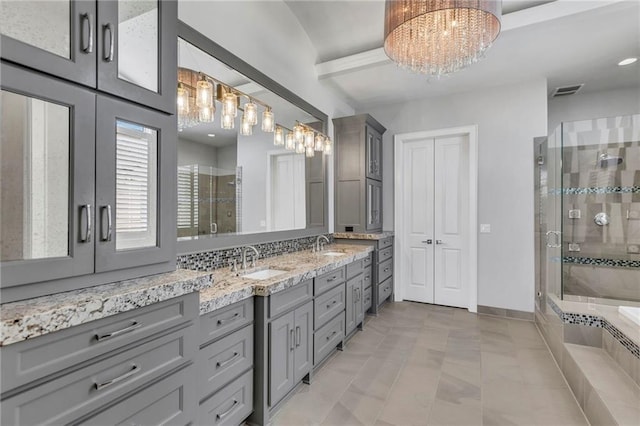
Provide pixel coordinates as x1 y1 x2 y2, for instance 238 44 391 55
366 178 382 231
97 0 177 114
0 63 95 288
0 0 97 87
95 96 176 272
366 126 382 181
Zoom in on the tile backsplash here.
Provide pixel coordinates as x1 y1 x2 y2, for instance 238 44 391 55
177 234 333 271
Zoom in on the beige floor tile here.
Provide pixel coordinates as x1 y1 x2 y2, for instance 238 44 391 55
427 398 482 426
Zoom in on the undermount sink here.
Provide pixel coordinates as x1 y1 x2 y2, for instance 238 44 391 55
242 269 288 280
321 251 346 257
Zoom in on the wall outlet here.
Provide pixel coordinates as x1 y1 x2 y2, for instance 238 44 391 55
480 224 491 233
568 243 581 252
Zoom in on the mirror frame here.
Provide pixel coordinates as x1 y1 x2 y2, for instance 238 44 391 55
176 21 329 254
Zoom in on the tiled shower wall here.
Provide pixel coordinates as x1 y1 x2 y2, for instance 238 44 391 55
561 141 640 301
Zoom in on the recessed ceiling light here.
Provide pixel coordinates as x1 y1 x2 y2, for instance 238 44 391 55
207 133 216 138
618 57 638 66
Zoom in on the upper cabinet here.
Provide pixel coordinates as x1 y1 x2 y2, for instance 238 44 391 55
0 0 177 113
0 63 176 295
334 114 386 233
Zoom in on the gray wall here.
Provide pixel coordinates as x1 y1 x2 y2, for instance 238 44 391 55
548 86 640 135
361 79 548 313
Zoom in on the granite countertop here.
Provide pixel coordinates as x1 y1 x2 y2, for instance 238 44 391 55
0 269 214 347
333 231 394 240
199 243 373 315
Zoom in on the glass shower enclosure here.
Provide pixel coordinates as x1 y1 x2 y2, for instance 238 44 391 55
539 113 640 308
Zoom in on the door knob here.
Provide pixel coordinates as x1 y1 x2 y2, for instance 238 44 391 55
435 240 443 245
422 239 433 244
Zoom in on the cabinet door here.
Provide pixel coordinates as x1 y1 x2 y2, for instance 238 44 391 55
293 302 313 383
366 178 383 231
97 0 177 113
0 0 97 87
269 311 295 406
366 126 382 181
0 62 95 288
345 279 356 335
95 96 176 272
355 277 364 326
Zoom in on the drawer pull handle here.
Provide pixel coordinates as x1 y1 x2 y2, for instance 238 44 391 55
217 312 240 325
384 268 390 272
216 351 239 368
81 13 93 53
327 275 338 282
95 364 140 391
296 326 301 347
216 399 239 420
95 321 142 342
326 300 338 309
103 23 115 62
290 329 295 351
326 330 338 341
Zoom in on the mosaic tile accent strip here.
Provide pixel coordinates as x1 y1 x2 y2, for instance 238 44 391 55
550 186 640 195
563 256 640 268
177 234 334 271
546 296 640 360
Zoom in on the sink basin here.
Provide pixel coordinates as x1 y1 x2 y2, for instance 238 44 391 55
321 251 346 257
242 269 288 280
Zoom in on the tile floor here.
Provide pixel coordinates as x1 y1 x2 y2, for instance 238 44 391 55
271 302 589 426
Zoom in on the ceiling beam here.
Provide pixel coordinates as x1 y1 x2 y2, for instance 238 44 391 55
315 0 625 79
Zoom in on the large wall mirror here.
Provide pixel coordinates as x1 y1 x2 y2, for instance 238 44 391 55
177 22 328 253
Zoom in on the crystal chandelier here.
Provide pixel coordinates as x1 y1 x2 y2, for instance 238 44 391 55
383 0 502 76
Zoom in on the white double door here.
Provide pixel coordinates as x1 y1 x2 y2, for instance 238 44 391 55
401 134 469 308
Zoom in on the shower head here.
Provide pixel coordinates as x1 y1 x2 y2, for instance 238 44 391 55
598 153 623 168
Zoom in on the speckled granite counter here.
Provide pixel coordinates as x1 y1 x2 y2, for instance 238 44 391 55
333 231 394 240
0 269 214 346
198 243 373 315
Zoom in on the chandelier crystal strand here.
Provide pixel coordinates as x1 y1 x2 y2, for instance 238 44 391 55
383 0 501 76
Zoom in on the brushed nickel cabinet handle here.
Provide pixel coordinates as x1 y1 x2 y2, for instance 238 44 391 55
101 205 112 241
217 312 239 325
81 13 93 53
296 326 301 347
216 352 239 369
290 329 295 351
216 400 239 420
103 23 114 62
95 364 140 390
95 321 142 342
80 204 92 242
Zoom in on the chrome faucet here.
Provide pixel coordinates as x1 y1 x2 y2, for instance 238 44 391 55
315 235 330 252
241 245 259 270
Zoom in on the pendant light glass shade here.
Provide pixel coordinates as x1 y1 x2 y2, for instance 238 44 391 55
262 109 275 132
293 124 304 143
274 126 284 145
314 134 325 151
304 130 315 148
198 106 214 123
196 77 214 108
285 132 296 150
240 118 253 136
295 140 305 154
177 83 190 115
323 138 332 155
306 146 315 158
383 0 501 76
222 92 238 117
244 102 258 125
221 113 234 130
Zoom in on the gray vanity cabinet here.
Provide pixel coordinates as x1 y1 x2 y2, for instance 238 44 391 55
334 114 386 233
0 0 177 114
345 275 364 336
0 294 199 426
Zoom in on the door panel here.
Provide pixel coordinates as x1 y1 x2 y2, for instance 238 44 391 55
293 302 312 382
403 140 434 303
269 312 294 406
434 135 468 308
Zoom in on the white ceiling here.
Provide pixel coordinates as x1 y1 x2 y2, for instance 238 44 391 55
284 0 640 110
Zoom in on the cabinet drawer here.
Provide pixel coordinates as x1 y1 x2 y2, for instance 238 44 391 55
269 280 312 319
378 278 393 306
1 325 196 426
2 293 198 394
314 268 345 295
378 258 393 283
314 284 346 330
80 364 196 426
363 266 372 290
199 369 253 426
199 324 253 401
313 313 345 366
378 237 393 250
200 298 254 346
363 253 373 268
346 259 364 280
378 246 393 263
363 286 372 311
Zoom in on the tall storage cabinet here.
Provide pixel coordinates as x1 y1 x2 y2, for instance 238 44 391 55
0 0 177 303
334 114 386 233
